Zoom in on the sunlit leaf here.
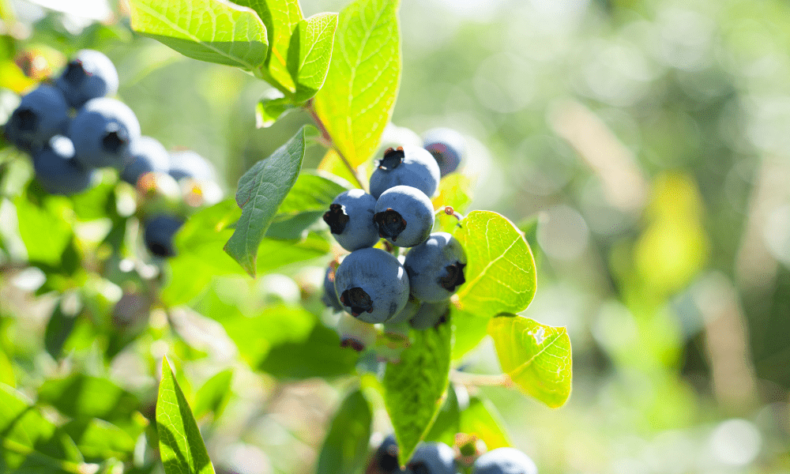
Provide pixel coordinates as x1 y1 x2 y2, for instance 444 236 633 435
289 13 338 102
313 0 401 168
192 369 233 420
38 374 139 421
454 211 537 317
157 358 216 474
488 315 572 408
129 0 268 70
459 396 511 450
255 89 296 128
63 419 136 461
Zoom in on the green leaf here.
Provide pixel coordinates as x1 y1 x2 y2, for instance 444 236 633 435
129 0 268 70
63 419 136 461
44 295 80 360
38 374 139 421
423 384 460 447
313 0 401 168
259 321 358 379
255 89 296 128
451 307 490 361
224 126 308 277
459 396 511 450
316 389 372 474
454 211 537 317
233 0 303 91
157 358 216 474
14 195 72 267
488 315 572 408
0 383 84 474
383 317 452 467
192 369 233 420
289 13 338 103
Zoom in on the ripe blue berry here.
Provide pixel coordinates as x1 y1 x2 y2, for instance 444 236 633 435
120 136 169 185
422 128 466 177
370 435 406 474
70 97 141 169
369 146 440 199
408 442 456 474
472 448 538 474
323 189 380 251
143 214 183 258
32 135 94 195
404 232 466 302
5 85 69 151
373 185 434 248
409 301 450 330
322 265 343 312
168 150 216 182
387 295 420 325
334 248 409 324
55 49 119 108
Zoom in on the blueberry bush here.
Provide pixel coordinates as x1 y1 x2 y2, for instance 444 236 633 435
0 1 572 473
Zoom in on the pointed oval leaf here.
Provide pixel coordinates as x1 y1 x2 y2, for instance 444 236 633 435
313 0 401 168
234 0 303 91
256 90 296 128
316 389 372 474
38 374 139 421
224 126 309 276
130 0 268 70
459 396 512 450
488 315 572 408
454 211 537 317
289 13 338 103
157 358 216 474
383 317 452 467
192 369 234 420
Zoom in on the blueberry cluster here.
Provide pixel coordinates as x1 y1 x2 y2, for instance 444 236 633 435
321 142 467 332
369 435 538 474
3 50 221 259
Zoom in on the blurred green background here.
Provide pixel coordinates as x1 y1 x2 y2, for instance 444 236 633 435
2 0 790 472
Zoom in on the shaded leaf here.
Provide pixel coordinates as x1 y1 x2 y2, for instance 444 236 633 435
14 195 72 267
383 317 452 466
488 315 572 408
454 211 537 317
38 374 139 421
225 126 309 276
256 89 296 128
423 384 460 447
157 358 216 474
313 0 401 168
192 369 233 420
0 383 83 474
63 419 136 461
44 295 80 360
316 389 372 474
289 13 338 102
129 0 268 70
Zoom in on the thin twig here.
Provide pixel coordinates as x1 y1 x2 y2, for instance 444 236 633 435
304 100 368 192
450 370 513 388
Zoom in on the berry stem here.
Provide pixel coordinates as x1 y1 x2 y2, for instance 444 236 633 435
450 370 513 388
304 100 368 192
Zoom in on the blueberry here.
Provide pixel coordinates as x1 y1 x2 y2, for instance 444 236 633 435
168 150 216 182
370 435 406 474
404 232 466 302
136 171 182 218
422 128 466 177
5 85 69 151
387 295 420 325
120 136 169 185
32 135 94 195
321 265 343 312
143 214 183 258
369 146 440 199
323 189 380 251
407 442 456 474
373 185 434 248
472 448 538 474
409 301 450 330
70 97 141 169
336 313 377 351
333 248 409 324
55 50 119 108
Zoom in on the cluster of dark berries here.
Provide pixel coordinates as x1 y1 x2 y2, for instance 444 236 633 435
3 49 221 259
321 129 468 336
369 435 538 474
